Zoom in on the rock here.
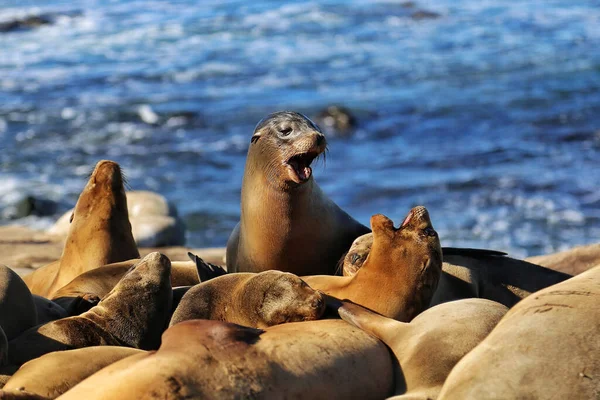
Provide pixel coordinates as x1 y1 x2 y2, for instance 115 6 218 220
314 106 357 138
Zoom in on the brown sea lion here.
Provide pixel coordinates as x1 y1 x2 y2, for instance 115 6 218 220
3 346 144 399
226 111 370 276
0 266 37 340
342 231 572 308
22 160 139 298
51 253 222 315
8 252 172 366
170 271 325 328
526 242 600 275
438 264 600 399
59 319 393 400
303 206 443 321
337 298 508 399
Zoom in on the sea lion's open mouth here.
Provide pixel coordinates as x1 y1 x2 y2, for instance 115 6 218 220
286 151 320 183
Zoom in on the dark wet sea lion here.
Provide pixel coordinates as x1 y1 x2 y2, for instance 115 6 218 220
338 298 507 399
438 264 600 399
342 231 572 308
22 160 139 298
3 346 144 399
0 266 37 340
304 206 443 321
226 111 370 276
59 319 393 400
170 271 325 328
8 252 172 366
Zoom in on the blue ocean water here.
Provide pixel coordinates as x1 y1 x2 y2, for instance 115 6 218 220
1 0 599 258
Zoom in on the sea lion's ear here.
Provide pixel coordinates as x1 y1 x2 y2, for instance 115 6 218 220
69 212 74 223
250 130 262 144
370 214 395 236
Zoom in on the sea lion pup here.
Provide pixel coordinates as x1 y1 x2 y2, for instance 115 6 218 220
226 111 370 276
59 319 394 400
0 266 37 340
8 252 172 366
304 206 443 321
341 232 572 308
51 253 224 315
23 160 140 298
170 271 325 328
3 346 144 399
438 264 600 400
337 299 508 399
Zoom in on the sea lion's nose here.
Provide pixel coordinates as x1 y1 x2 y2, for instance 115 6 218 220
312 296 324 309
315 133 325 147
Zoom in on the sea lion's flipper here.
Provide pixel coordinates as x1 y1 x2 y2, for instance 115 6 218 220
442 247 507 258
337 301 401 340
187 252 227 282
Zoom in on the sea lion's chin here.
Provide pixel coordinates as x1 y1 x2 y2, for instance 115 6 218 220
285 151 319 184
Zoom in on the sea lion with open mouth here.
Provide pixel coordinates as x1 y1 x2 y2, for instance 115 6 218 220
304 206 443 321
226 111 370 276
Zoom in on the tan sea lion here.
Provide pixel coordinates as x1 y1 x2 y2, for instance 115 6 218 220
51 253 221 315
337 298 508 399
438 264 600 400
226 111 370 276
59 319 393 400
342 231 572 308
526 242 600 275
3 346 144 399
23 160 140 298
8 252 172 366
170 271 325 328
304 206 443 321
0 266 37 340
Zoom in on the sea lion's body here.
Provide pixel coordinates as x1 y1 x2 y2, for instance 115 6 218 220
342 232 571 308
59 319 394 400
227 111 369 276
3 346 144 399
338 299 508 399
438 264 600 399
170 271 325 328
23 160 139 298
0 265 37 340
8 252 172 366
526 242 600 276
304 207 443 321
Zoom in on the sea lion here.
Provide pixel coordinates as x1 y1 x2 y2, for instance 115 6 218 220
341 231 572 308
23 160 140 298
31 296 67 324
59 319 393 400
526 242 600 275
226 111 370 276
337 298 508 399
8 252 172 366
438 264 600 399
0 265 37 340
51 253 223 315
303 206 443 321
170 271 325 328
3 346 144 399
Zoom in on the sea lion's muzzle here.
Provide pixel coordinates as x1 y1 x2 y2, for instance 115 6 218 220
285 131 327 184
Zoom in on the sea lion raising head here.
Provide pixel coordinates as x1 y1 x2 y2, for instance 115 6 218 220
227 111 370 276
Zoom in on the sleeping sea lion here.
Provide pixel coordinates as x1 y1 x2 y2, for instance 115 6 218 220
438 264 600 400
0 265 37 340
22 160 139 298
8 252 172 366
337 298 508 399
59 319 393 400
303 206 443 321
226 111 370 276
170 271 325 328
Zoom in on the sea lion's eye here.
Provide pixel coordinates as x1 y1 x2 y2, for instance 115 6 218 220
350 253 360 263
279 127 292 137
423 227 437 237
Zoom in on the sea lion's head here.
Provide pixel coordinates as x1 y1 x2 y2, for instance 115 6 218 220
248 111 327 189
366 206 443 321
70 160 128 228
340 233 372 277
246 271 326 328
